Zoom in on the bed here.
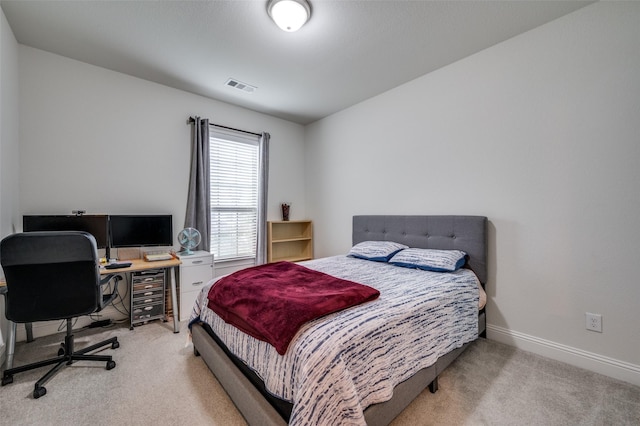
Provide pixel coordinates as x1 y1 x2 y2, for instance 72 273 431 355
189 215 488 425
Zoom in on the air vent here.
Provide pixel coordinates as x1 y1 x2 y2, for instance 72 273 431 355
225 78 257 94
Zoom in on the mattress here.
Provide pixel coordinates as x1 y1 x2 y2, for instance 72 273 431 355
189 255 481 426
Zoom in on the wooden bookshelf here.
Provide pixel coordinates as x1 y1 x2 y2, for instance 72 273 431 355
267 220 313 263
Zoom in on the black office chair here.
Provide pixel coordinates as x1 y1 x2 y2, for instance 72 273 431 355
0 231 121 398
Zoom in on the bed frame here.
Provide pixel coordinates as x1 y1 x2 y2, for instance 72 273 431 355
191 215 488 426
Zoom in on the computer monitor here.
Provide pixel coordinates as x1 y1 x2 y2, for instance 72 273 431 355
22 214 110 249
109 215 173 248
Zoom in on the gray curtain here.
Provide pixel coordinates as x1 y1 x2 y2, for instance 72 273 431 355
256 132 270 264
185 117 210 252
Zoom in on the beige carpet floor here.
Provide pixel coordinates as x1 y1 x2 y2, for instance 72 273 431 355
1 321 638 425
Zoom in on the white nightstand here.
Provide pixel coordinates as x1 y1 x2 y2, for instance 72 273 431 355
178 251 214 321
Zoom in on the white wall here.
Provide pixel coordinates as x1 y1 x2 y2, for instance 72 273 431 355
0 7 20 367
0 10 19 246
18 46 306 229
305 2 640 385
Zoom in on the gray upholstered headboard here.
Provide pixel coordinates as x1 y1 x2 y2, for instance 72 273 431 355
353 215 488 284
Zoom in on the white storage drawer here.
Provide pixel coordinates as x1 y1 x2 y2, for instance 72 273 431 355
178 251 214 321
181 254 213 268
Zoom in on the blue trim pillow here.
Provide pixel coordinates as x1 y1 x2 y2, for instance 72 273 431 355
348 241 408 262
389 248 467 272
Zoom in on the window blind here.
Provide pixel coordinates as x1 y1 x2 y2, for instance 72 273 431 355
209 129 260 261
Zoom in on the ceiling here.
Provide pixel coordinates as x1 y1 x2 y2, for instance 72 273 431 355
1 0 593 125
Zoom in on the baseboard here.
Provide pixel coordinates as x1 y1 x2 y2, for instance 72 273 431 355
486 324 640 387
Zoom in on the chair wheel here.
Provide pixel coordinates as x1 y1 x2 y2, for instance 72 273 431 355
106 360 116 370
33 386 46 399
2 375 13 386
112 341 120 350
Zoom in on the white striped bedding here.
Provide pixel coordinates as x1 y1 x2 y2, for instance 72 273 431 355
189 255 480 426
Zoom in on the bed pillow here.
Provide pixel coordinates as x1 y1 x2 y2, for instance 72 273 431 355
348 241 408 262
389 248 467 272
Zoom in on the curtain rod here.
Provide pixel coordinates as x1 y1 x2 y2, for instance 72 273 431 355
187 116 262 137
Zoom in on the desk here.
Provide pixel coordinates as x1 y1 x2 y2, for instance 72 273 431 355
1 258 182 370
100 258 182 333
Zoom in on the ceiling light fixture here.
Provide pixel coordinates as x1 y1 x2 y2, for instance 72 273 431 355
267 0 311 32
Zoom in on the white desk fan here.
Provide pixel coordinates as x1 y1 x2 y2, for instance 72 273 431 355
177 227 201 255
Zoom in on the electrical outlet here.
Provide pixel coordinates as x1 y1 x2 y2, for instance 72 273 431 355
585 312 602 333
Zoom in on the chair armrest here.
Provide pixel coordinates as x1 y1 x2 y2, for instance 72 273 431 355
100 273 122 287
100 274 122 295
98 273 122 309
1 284 7 307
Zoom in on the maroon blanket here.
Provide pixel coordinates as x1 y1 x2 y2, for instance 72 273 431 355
207 261 380 355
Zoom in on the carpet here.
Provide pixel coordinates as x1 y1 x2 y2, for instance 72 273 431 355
1 321 638 425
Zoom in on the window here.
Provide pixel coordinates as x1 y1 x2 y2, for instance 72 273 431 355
209 127 260 261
